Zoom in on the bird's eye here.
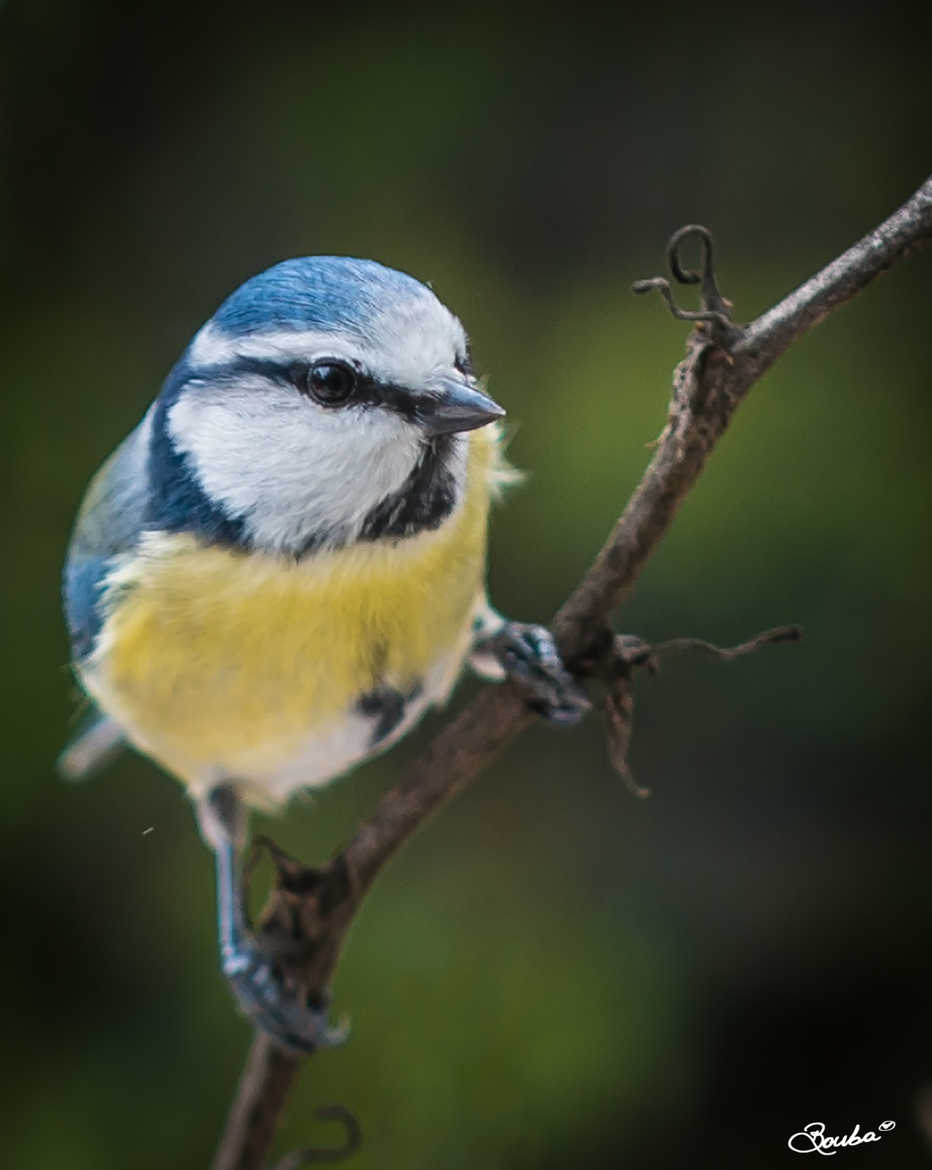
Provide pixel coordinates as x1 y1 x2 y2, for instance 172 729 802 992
305 361 356 405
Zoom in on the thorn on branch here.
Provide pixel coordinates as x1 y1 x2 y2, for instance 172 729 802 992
632 224 738 336
271 1105 361 1169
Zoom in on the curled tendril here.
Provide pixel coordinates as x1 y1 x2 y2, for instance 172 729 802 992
632 223 735 331
666 224 714 285
271 1106 362 1169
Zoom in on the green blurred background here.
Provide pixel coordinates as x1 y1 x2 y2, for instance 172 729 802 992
2 4 930 1167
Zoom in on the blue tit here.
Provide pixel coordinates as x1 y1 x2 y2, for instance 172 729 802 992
61 256 588 1051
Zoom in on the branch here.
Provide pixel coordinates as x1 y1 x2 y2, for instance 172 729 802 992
211 175 932 1170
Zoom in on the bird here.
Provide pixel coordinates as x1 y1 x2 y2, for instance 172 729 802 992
61 256 589 1052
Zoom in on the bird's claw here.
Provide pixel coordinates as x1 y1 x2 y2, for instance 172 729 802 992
491 622 590 725
223 945 349 1054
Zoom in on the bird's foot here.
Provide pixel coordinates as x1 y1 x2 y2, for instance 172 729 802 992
222 942 349 1054
489 621 590 725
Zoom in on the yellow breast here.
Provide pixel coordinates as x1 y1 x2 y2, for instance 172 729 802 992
82 429 502 792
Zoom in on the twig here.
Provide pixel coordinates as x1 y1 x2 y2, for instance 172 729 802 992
598 624 803 798
649 624 803 663
270 1106 361 1169
212 1034 305 1170
210 175 932 1170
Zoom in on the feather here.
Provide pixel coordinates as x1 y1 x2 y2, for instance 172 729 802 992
58 709 125 780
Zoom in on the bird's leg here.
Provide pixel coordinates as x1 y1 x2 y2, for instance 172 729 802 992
469 602 590 726
198 784 348 1054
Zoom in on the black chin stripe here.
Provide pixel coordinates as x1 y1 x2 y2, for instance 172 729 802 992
357 435 458 543
147 382 248 547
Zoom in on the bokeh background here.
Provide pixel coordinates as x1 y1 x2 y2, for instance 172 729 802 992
2 5 930 1167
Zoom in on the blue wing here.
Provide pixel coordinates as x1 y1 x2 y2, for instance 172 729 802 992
61 417 151 776
63 417 150 661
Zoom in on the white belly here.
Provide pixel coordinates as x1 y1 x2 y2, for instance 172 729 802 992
236 647 463 806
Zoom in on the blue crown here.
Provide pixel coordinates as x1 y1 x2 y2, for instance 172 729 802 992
208 256 432 339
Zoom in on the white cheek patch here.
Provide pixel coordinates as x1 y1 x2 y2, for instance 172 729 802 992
168 380 425 553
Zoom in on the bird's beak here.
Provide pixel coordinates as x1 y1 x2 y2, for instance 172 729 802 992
418 376 506 435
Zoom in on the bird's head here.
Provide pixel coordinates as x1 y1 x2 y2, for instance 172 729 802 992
148 257 504 557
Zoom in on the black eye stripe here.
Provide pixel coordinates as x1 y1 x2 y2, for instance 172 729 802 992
288 362 419 418
194 353 456 421
454 345 473 377
198 355 362 402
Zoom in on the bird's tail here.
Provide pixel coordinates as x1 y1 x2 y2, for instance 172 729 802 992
58 710 125 780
